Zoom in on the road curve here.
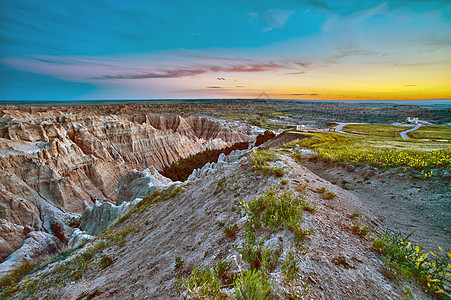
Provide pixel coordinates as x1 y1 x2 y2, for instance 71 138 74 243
399 124 422 139
332 123 422 139
333 123 362 134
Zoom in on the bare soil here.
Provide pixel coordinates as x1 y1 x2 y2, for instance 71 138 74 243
301 158 451 252
21 153 439 299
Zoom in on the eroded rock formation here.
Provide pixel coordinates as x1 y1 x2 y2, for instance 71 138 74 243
80 166 174 235
0 106 252 263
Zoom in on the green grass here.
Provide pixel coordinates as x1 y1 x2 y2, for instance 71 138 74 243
249 150 286 177
350 221 370 237
241 187 313 245
234 269 274 300
97 254 114 271
291 132 451 172
176 260 233 299
373 231 451 296
342 124 412 137
409 126 451 140
177 266 224 299
0 261 35 297
282 249 300 283
242 187 303 232
101 224 139 247
341 124 451 140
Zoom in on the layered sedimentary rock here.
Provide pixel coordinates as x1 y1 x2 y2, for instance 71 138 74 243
80 166 173 235
0 107 252 262
0 231 63 277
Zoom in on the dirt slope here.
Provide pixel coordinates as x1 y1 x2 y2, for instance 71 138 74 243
18 152 434 299
302 159 451 252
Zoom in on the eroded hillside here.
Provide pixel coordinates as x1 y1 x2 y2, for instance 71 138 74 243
3 148 442 299
0 106 252 263
1 102 449 299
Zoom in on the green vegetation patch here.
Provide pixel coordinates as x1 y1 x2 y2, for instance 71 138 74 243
249 150 285 177
176 260 233 299
373 231 451 296
0 261 35 297
241 187 313 244
291 132 451 172
234 269 273 300
409 126 451 140
342 124 412 137
179 186 313 298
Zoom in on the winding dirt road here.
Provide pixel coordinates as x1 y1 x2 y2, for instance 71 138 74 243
399 123 423 139
333 123 423 139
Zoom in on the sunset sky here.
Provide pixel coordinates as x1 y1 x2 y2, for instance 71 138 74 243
1 0 450 101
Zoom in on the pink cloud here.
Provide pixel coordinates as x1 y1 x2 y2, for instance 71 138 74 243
95 63 281 80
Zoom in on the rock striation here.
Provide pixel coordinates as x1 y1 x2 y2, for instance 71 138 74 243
0 231 63 278
0 107 252 263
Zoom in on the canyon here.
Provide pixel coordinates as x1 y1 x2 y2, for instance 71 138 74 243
0 105 254 264
0 101 449 299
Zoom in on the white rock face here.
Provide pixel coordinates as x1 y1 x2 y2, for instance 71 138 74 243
116 166 172 205
0 231 63 278
187 149 248 181
67 228 95 249
79 167 173 235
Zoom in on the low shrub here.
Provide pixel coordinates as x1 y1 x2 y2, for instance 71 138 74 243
249 150 285 177
174 257 184 270
295 182 308 194
373 231 451 296
351 221 370 237
300 199 317 213
317 187 336 200
350 211 362 219
213 260 232 285
102 224 139 247
97 254 114 271
234 269 273 300
282 249 300 284
214 177 227 195
0 261 35 297
177 266 225 299
223 224 239 238
114 185 183 226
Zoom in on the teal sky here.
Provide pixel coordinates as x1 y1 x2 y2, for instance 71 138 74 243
1 0 450 100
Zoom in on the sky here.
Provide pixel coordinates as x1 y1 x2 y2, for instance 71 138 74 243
0 0 450 101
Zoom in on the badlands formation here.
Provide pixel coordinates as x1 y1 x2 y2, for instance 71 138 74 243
0 105 252 269
0 102 449 299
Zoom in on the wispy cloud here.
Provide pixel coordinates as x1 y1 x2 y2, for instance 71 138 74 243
95 63 282 80
285 71 307 75
96 69 206 79
322 2 388 31
2 53 296 82
250 8 293 32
